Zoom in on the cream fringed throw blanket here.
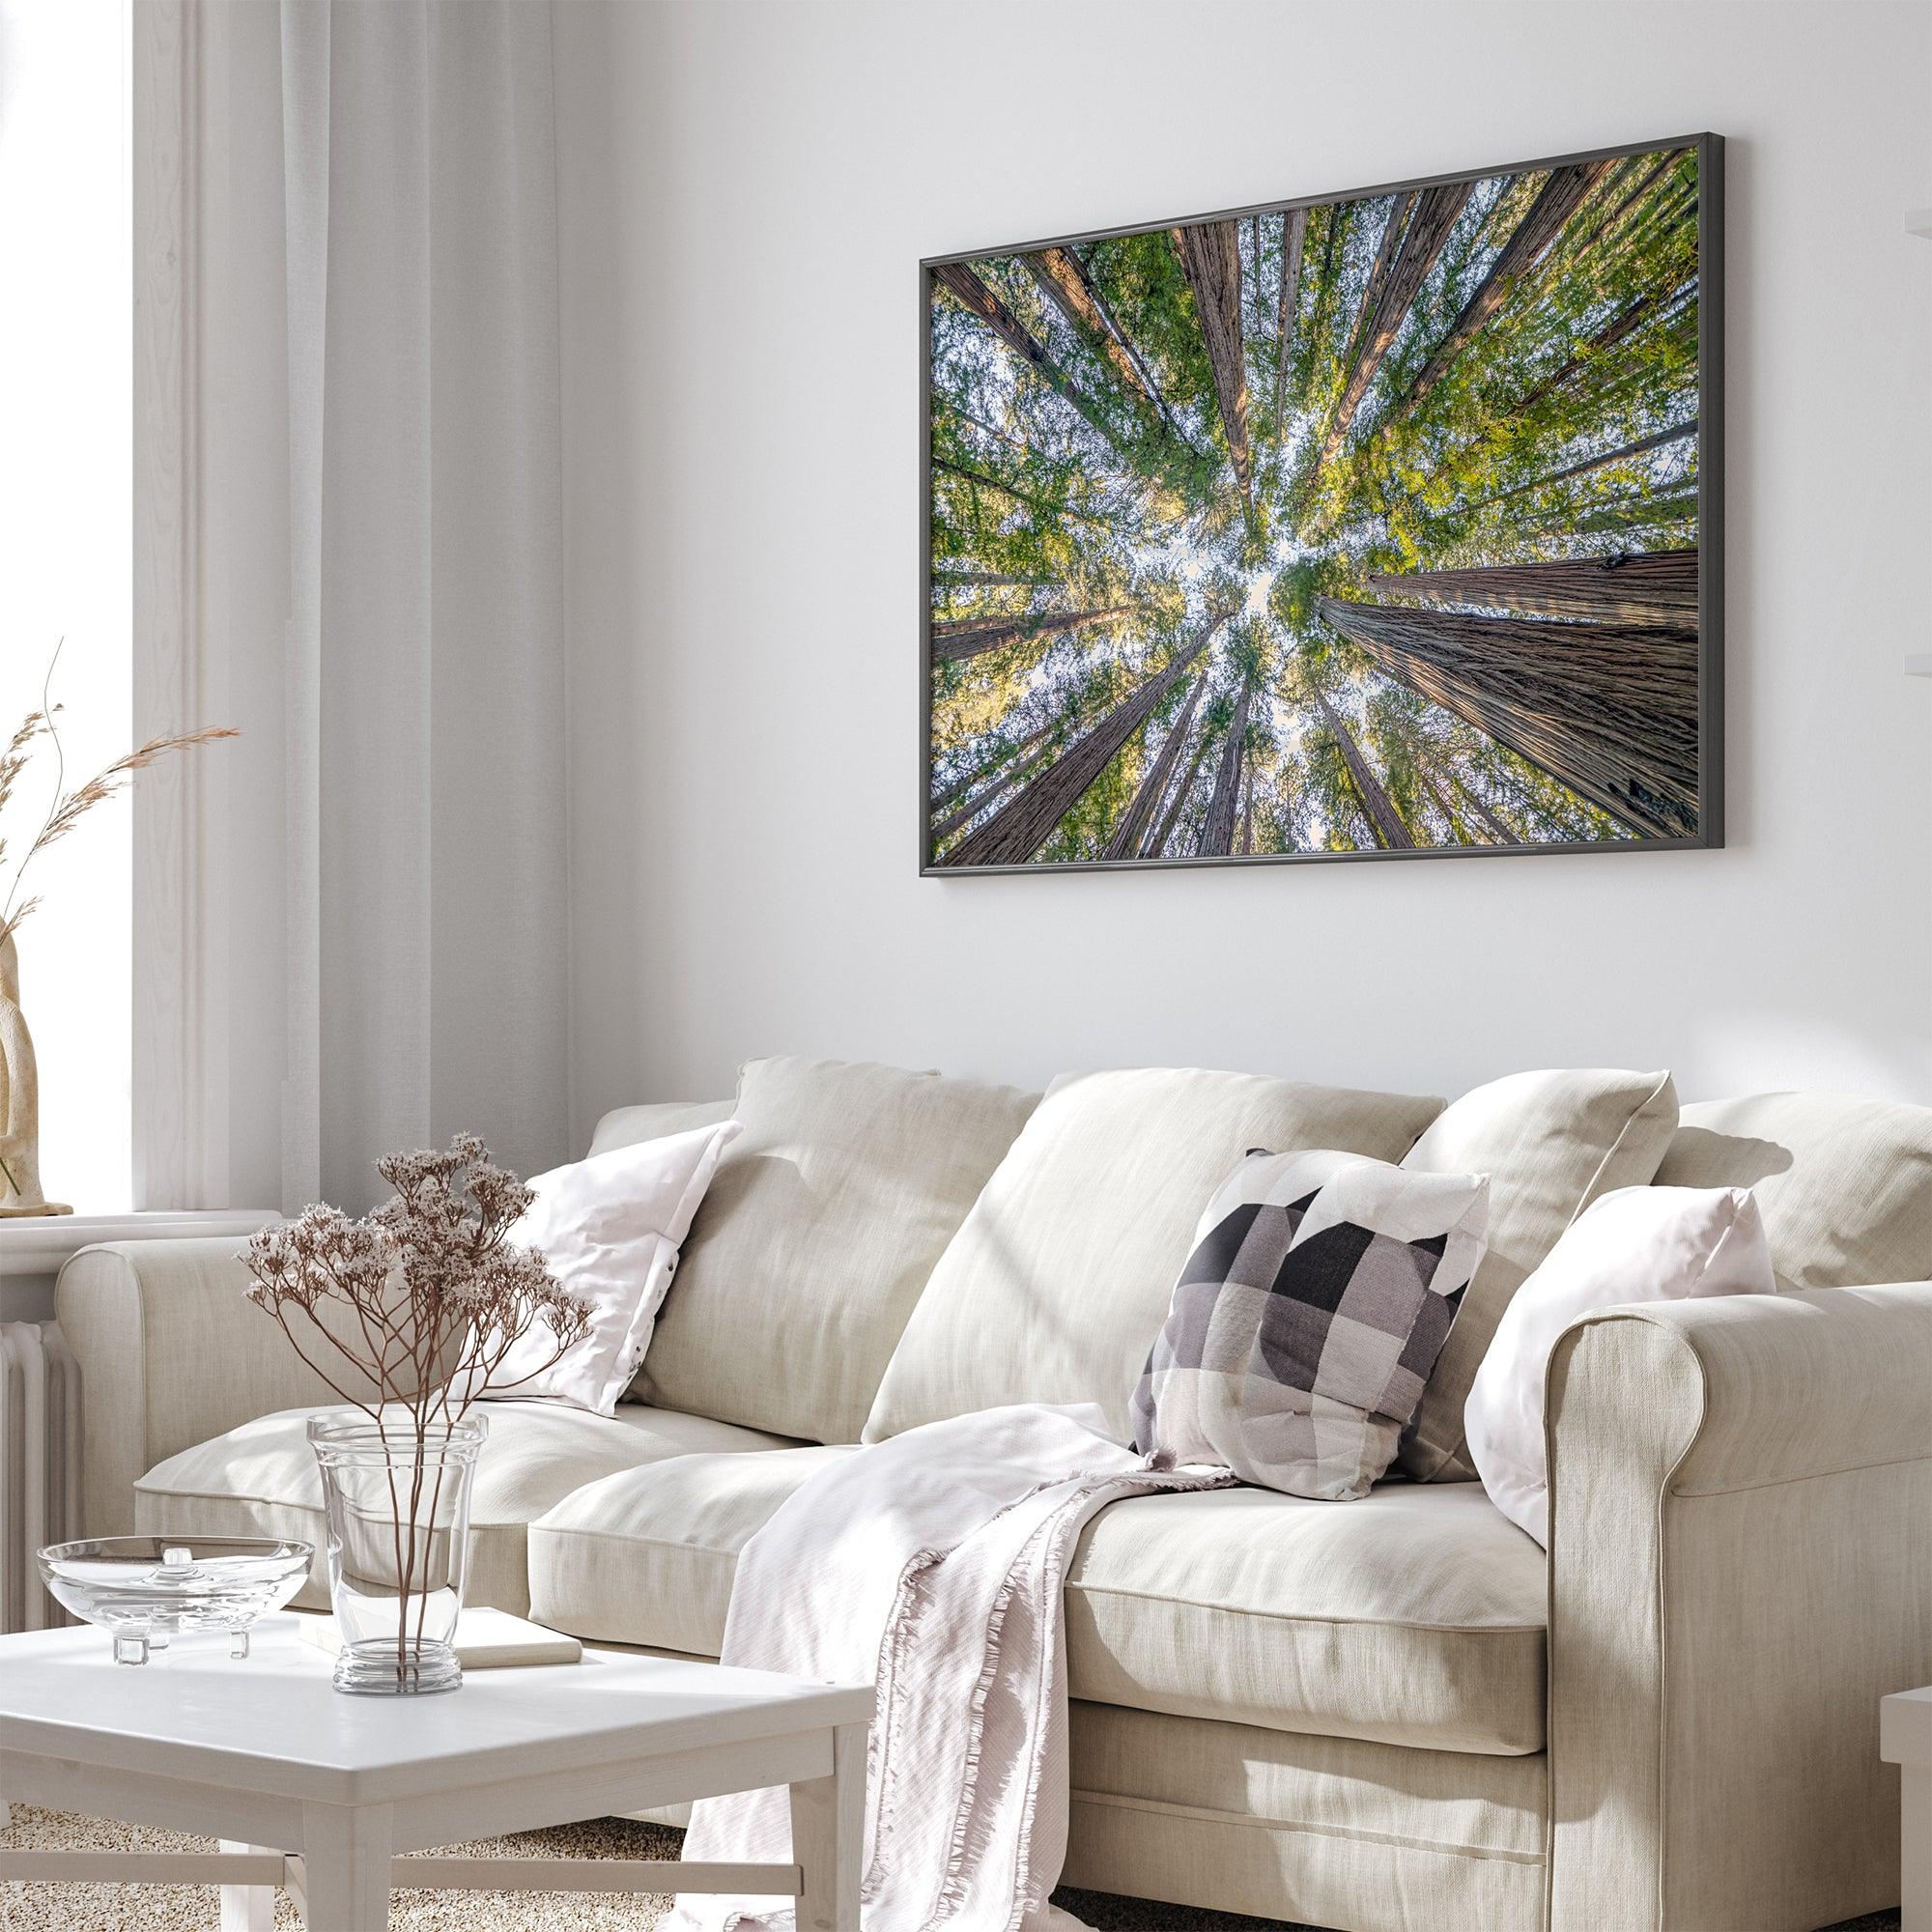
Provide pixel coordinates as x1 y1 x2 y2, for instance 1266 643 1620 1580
670 1404 1231 1932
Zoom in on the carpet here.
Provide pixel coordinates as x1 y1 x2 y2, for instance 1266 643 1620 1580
0 1808 1904 1930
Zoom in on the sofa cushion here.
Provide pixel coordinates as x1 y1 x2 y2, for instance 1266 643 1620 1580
1653 1092 1932 1292
134 1400 800 1619
636 1056 1039 1443
863 1069 1444 1446
527 1451 1546 1755
1398 1067 1678 1482
589 1098 734 1156
529 1444 853 1659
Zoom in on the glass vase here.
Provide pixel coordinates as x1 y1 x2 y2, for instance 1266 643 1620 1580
306 1409 486 1695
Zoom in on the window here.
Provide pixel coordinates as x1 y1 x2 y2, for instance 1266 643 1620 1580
0 0 133 1210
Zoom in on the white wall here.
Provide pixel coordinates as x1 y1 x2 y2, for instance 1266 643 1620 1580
554 0 1932 1140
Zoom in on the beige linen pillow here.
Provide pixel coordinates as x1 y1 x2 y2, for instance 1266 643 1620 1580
636 1056 1038 1442
1653 1092 1932 1291
1399 1066 1678 1481
863 1067 1444 1446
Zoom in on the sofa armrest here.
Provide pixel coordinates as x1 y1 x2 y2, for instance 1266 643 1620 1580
1545 1283 1932 1932
55 1239 384 1537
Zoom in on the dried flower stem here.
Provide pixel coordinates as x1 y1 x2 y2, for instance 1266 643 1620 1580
0 640 238 950
242 1134 590 1684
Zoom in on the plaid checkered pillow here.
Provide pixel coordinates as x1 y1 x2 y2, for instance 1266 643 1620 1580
1130 1148 1489 1500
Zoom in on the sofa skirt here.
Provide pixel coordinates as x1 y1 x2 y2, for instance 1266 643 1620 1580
1061 1702 1547 1932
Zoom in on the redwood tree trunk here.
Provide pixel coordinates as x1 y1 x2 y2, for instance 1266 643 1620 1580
1173 221 1253 509
1274 206 1308 438
932 261 1128 459
1322 191 1415 439
1312 690 1415 849
929 715 1055 812
933 455 1108 526
1023 249 1154 407
939 620 1225 867
931 569 1053 589
1143 725 1215 859
1395 159 1614 415
1317 182 1471 462
1601 160 1695 256
1570 488 1698 537
1101 673 1206 861
1415 765 1471 843
1598 148 1686 238
1485 417 1697 505
1515 279 1693 413
931 605 1130 665
1454 771 1525 845
1071 245 1182 436
1367 549 1697 626
1197 682 1254 856
1317 595 1699 838
1022 249 1197 458
929 726 1065 842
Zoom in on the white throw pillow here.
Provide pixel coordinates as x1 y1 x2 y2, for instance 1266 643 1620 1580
1464 1183 1776 1546
477 1120 741 1416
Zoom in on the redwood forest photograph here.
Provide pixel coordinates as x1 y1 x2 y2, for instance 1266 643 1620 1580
923 137 1718 871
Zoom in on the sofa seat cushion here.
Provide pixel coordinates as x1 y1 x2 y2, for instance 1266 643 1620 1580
527 1451 1546 1754
134 1401 801 1619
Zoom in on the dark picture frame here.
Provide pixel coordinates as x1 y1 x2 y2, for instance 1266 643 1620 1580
920 132 1723 876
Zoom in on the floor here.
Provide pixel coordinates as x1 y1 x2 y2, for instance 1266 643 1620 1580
0 1807 1906 1930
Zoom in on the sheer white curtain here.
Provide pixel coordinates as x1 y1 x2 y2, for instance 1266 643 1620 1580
276 0 567 1209
135 0 568 1212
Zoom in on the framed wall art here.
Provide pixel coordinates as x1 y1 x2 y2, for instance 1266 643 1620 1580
922 134 1721 873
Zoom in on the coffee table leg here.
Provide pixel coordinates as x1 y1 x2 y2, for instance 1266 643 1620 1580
1905 1765 1930 1932
789 1720 865 1932
218 1841 278 1931
298 1802 392 1931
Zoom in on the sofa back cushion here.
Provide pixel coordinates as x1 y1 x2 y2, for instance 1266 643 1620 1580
1398 1067 1678 1481
590 1098 733 1155
863 1067 1444 1445
636 1056 1039 1442
1653 1092 1932 1292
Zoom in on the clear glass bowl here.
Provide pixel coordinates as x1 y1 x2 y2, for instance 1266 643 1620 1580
39 1536 313 1664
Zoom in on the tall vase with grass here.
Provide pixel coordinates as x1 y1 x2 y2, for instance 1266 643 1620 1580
242 1136 589 1694
0 644 235 1214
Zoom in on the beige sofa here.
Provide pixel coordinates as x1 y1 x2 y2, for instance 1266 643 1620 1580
56 1060 1932 1932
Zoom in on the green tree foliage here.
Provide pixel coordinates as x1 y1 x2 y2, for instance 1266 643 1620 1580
927 144 1704 864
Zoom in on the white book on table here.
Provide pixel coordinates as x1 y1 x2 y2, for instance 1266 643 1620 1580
296 1606 582 1668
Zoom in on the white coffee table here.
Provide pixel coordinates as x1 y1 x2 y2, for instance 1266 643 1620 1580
1883 1686 1932 1932
0 1619 871 1930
